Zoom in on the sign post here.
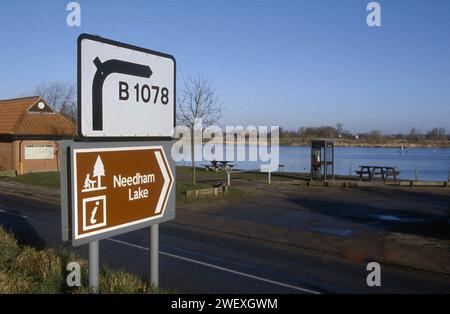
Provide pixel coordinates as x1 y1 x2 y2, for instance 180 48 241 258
150 224 159 287
89 241 99 292
61 34 176 292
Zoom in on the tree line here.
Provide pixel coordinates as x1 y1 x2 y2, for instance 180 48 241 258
280 124 449 141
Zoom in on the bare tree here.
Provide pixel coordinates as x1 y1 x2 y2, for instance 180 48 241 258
177 76 222 186
426 127 447 140
336 122 343 136
408 127 421 142
33 81 76 122
367 129 383 143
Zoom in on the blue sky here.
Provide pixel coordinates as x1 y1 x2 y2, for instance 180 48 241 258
0 0 449 133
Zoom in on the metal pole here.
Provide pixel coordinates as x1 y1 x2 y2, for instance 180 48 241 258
227 171 231 186
268 171 271 185
150 224 159 288
332 143 335 181
89 241 99 293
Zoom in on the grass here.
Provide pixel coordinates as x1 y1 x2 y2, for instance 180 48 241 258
227 170 307 182
5 171 60 189
176 181 210 197
177 165 308 181
0 226 162 294
3 167 306 202
4 167 306 188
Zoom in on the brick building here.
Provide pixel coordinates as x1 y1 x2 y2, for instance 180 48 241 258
0 96 75 175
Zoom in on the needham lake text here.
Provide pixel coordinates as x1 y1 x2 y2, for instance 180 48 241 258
113 172 156 201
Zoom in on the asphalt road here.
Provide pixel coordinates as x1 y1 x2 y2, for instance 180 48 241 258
0 192 449 293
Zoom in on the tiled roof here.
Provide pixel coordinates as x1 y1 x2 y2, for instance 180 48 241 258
0 96 75 136
0 96 40 134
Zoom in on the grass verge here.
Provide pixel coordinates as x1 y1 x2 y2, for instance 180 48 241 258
4 169 249 202
0 226 162 294
4 171 60 189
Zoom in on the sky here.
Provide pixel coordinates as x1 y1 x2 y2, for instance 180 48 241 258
0 0 449 134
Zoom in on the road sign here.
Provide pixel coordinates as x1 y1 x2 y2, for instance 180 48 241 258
78 34 176 138
61 141 175 246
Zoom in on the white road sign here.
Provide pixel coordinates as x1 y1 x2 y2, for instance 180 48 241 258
78 34 175 138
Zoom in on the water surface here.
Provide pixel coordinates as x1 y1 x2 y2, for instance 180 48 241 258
177 145 450 182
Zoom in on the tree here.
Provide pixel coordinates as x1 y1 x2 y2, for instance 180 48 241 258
426 127 446 140
297 126 337 138
93 156 105 189
336 122 343 137
59 102 76 122
408 127 420 142
177 76 222 186
367 130 383 143
33 81 76 122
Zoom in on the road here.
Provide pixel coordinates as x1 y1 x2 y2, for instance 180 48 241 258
0 191 449 293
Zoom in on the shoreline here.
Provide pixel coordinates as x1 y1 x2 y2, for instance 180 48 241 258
279 138 450 148
196 138 450 148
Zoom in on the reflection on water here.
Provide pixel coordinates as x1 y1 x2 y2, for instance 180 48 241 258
176 145 450 182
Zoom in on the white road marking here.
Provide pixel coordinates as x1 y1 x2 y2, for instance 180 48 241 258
107 238 321 294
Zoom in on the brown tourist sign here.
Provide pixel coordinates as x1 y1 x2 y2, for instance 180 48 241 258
60 142 175 246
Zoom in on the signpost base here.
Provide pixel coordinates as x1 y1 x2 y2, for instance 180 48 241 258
89 240 99 293
150 224 159 288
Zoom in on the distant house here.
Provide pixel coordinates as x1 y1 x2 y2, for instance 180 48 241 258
0 96 75 175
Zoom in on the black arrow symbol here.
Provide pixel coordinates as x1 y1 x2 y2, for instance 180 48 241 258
92 57 152 131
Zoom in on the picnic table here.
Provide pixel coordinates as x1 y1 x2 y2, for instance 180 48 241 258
218 161 234 171
203 160 234 172
356 165 399 181
202 160 217 171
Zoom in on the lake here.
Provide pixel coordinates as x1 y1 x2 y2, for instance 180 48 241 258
177 145 450 182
